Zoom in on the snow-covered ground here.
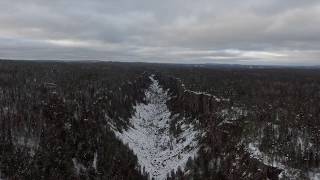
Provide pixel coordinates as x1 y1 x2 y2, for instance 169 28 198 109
246 142 299 179
246 142 320 179
218 106 248 126
175 77 229 102
14 136 39 157
113 75 199 179
72 158 87 175
308 170 320 180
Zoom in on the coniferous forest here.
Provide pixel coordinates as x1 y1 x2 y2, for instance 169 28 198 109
0 60 320 179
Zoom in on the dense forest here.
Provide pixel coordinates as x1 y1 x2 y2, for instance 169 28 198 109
0 60 150 179
0 60 319 179
154 65 320 179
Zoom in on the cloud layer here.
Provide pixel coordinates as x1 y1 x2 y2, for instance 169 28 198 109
0 0 319 65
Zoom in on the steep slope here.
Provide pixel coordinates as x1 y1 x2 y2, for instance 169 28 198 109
113 75 199 179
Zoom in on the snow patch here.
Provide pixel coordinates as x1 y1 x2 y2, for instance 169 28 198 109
246 142 301 179
184 89 225 102
92 151 98 171
72 158 87 175
176 77 229 102
308 170 320 180
113 75 200 179
14 136 39 156
218 107 247 126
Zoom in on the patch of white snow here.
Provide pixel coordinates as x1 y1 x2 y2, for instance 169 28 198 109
72 158 87 175
308 170 320 180
246 142 301 179
92 151 98 171
113 75 200 179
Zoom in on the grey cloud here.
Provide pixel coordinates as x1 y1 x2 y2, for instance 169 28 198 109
0 0 319 65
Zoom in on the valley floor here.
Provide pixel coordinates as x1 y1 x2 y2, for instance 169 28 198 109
113 75 199 179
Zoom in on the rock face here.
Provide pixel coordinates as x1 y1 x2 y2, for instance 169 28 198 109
113 75 200 179
156 75 226 118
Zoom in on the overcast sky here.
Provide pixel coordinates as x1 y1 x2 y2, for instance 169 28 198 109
0 0 320 65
